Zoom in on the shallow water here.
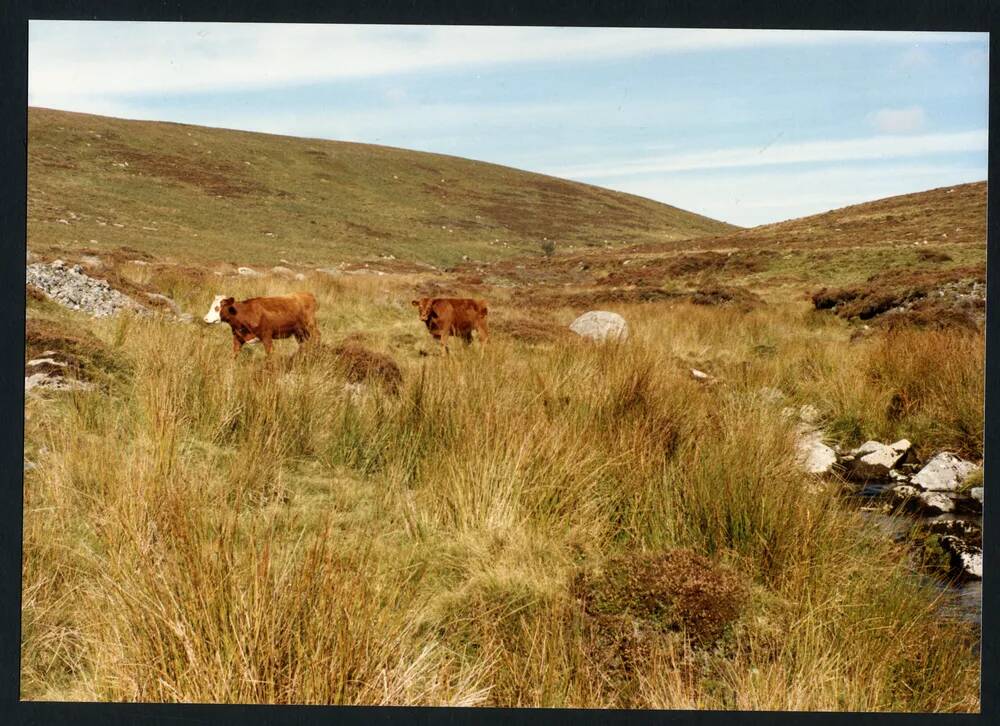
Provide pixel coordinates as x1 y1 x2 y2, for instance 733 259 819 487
855 500 983 627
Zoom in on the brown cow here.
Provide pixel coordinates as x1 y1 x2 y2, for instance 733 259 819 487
217 292 320 357
411 297 489 353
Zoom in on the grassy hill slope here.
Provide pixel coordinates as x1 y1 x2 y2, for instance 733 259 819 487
679 181 986 252
27 107 737 268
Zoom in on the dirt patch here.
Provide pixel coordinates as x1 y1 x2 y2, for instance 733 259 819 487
689 285 764 311
26 285 47 302
916 248 953 263
572 549 747 646
812 265 985 327
25 317 127 383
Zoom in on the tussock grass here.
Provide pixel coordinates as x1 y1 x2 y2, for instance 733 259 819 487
22 271 982 710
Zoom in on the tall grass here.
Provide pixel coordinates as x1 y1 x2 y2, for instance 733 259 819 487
21 275 982 709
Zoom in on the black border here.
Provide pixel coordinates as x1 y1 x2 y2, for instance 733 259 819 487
1 2 995 725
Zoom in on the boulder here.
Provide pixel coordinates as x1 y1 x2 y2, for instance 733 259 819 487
271 265 294 276
756 386 785 405
569 311 629 342
690 368 711 382
237 267 259 277
889 485 920 511
916 491 954 515
911 452 979 492
847 440 909 481
796 427 837 475
970 487 983 504
940 536 982 579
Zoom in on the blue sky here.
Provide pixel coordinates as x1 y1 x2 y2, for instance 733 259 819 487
28 22 988 226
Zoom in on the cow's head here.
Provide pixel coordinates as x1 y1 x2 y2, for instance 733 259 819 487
411 298 435 322
203 294 230 324
217 297 238 323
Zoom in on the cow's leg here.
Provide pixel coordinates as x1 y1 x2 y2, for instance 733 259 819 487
438 328 450 355
261 331 274 357
476 318 489 345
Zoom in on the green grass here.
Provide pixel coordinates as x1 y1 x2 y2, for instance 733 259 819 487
28 108 736 268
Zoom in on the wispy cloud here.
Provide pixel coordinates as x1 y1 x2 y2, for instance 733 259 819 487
28 22 985 104
550 130 987 179
870 106 926 134
601 162 986 226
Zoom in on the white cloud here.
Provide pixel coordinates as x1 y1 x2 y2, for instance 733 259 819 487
549 129 986 179
870 106 926 134
28 22 986 105
596 162 986 227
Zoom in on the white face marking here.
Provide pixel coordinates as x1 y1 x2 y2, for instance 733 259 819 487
204 294 226 323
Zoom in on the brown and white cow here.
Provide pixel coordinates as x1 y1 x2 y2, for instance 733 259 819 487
208 292 320 357
411 297 488 352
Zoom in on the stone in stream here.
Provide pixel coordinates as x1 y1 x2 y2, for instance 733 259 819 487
847 439 911 481
917 491 955 515
970 487 983 505
940 537 982 579
911 452 979 492
795 426 837 475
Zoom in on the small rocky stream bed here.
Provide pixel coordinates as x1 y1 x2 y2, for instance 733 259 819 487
795 412 984 628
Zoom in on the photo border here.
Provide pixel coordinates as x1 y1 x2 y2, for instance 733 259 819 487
1 1 994 724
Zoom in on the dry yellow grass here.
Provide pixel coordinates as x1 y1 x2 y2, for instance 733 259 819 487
21 265 982 710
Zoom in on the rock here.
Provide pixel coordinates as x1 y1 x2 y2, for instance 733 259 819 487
940 536 982 579
796 428 837 474
798 404 821 425
690 368 710 381
970 487 983 504
316 268 342 276
237 267 259 276
145 292 185 319
25 262 148 318
756 387 785 405
889 485 920 511
294 273 306 281
271 265 294 276
569 311 629 342
79 254 103 269
847 440 908 481
917 491 955 515
25 372 93 393
911 453 979 492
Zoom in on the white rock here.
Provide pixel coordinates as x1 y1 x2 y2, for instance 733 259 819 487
690 368 710 381
798 404 821 425
848 441 907 480
569 311 629 342
911 453 979 492
237 267 259 277
970 487 983 504
294 273 306 281
26 357 68 368
756 387 785 405
796 428 837 474
271 265 294 276
917 491 954 515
